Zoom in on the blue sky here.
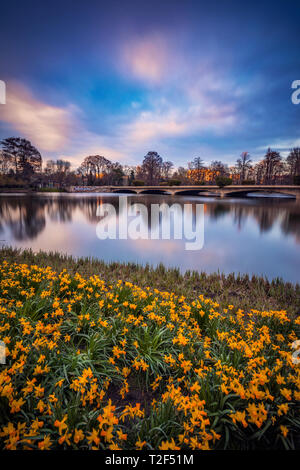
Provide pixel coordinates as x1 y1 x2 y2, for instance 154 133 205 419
0 0 299 168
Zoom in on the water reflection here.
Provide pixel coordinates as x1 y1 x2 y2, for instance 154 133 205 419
0 193 299 281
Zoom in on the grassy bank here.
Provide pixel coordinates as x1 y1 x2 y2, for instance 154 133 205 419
36 188 66 193
0 259 299 450
0 247 299 318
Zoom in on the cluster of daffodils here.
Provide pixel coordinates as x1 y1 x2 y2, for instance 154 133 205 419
0 261 299 450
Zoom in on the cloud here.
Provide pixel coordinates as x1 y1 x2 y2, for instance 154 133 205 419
1 82 77 152
0 75 240 168
124 101 237 144
0 82 131 165
117 33 242 146
256 139 300 151
59 131 130 168
119 32 173 85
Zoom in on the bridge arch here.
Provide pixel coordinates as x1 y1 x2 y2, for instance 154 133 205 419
111 189 137 194
174 189 220 197
224 189 296 199
173 189 201 196
138 189 172 195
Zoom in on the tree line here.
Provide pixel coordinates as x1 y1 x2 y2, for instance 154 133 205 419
0 136 300 189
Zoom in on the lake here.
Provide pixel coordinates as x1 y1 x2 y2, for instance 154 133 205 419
0 192 299 283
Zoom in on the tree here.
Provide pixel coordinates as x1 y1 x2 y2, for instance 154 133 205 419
209 161 229 182
80 155 111 184
188 157 205 171
236 152 252 183
56 160 71 174
123 165 136 185
77 161 89 185
161 161 174 180
263 148 281 184
287 148 300 182
0 137 42 176
0 150 10 174
172 166 189 184
253 161 265 185
44 160 56 175
141 151 163 185
106 162 124 185
187 157 206 184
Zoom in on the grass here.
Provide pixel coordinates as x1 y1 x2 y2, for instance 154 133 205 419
35 188 66 193
0 247 299 318
0 259 299 450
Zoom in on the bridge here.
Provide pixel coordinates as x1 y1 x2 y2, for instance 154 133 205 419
69 185 300 199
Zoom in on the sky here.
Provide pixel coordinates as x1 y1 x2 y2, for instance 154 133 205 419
0 0 299 169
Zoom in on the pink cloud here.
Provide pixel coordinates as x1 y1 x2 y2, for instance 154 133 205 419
1 82 77 152
124 100 237 144
119 33 172 84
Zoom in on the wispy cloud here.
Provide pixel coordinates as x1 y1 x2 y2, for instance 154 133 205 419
59 131 131 167
0 82 79 152
124 103 237 144
256 139 300 151
0 78 240 166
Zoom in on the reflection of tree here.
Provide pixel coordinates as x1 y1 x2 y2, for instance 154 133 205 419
248 200 294 234
0 194 299 245
281 212 300 244
255 209 274 233
208 203 231 220
232 206 249 231
0 197 46 240
47 197 74 223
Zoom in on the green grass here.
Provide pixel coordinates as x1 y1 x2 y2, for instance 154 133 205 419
36 187 66 192
0 246 299 318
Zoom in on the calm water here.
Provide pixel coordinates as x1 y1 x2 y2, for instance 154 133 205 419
0 193 299 283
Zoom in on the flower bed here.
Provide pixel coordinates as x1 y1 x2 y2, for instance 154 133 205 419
0 261 299 450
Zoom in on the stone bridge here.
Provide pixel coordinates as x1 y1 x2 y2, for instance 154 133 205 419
69 185 300 199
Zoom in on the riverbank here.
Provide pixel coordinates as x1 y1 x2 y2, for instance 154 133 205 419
0 257 299 450
0 188 66 193
0 247 299 318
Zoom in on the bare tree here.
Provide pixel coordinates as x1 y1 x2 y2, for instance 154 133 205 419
236 152 252 183
172 166 189 184
56 160 71 174
44 160 56 175
209 161 229 180
161 161 174 180
80 155 111 184
263 148 281 184
188 156 205 171
287 148 300 182
0 149 11 174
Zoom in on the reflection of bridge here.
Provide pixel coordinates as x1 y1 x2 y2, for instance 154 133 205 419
69 185 300 199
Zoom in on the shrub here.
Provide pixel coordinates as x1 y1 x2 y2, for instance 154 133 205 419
293 175 300 185
241 180 255 185
132 180 145 186
0 175 26 188
215 176 232 188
